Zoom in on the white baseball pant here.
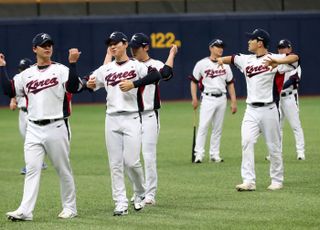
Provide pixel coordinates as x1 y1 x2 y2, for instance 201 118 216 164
279 93 305 156
106 112 145 208
17 119 76 217
194 94 227 159
18 109 28 139
141 110 160 201
241 103 283 185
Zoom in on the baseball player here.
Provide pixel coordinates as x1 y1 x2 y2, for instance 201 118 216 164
118 33 177 205
266 39 305 161
217 28 300 191
9 58 48 175
190 38 237 163
1 33 83 221
86 32 161 216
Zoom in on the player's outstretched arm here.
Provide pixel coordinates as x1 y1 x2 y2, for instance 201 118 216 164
119 70 161 92
263 54 299 69
0 53 16 98
227 82 237 114
66 48 83 93
217 56 233 67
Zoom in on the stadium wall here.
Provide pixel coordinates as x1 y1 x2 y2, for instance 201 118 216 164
0 12 319 105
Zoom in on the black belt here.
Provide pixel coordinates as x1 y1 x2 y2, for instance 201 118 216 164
250 102 274 107
204 93 223 97
281 91 293 97
29 118 63 126
20 107 28 112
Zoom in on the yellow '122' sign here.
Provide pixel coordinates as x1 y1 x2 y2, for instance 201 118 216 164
150 32 181 48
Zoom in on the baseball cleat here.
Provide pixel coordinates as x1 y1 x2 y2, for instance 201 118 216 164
210 157 224 163
20 167 27 175
113 209 128 216
113 205 128 216
145 197 156 205
58 209 77 219
236 183 256 192
42 162 48 170
133 196 145 211
297 154 305 161
194 155 203 163
6 210 33 221
265 155 270 161
267 183 283 191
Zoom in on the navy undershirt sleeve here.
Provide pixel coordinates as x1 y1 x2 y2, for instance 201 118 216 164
0 66 15 98
133 70 161 88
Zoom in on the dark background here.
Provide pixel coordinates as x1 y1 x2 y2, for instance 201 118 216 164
0 12 319 105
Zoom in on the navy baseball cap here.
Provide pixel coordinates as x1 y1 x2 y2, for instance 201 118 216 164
18 58 33 71
129 33 150 48
209 38 224 48
246 28 270 46
32 33 54 47
278 39 292 49
105 32 128 45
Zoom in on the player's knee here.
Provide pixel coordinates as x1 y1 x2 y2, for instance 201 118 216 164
242 138 254 150
124 159 141 169
266 142 281 154
144 158 156 168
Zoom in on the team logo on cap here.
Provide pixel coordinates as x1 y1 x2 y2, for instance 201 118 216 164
41 34 50 40
132 35 138 41
110 32 116 38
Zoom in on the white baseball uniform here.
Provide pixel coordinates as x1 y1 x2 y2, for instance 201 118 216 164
92 59 148 210
191 57 234 160
279 66 305 157
138 58 164 202
232 53 297 185
12 63 77 217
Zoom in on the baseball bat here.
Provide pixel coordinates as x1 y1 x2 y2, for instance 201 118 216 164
192 109 196 163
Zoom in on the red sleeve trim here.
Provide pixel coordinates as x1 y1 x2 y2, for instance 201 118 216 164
231 55 236 65
188 75 198 83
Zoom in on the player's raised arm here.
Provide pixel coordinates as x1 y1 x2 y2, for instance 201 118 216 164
66 48 83 93
103 47 113 65
160 44 178 81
